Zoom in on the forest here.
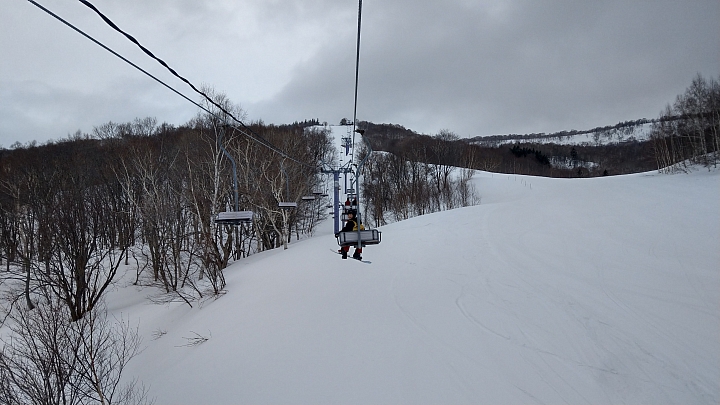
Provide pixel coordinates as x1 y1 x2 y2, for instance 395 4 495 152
0 93 338 315
0 91 341 403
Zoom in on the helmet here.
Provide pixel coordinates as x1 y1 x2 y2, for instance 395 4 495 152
347 209 356 216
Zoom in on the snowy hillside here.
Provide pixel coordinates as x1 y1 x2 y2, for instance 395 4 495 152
109 168 719 404
470 122 653 147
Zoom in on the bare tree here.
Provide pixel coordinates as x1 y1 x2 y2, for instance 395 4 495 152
0 299 150 405
43 143 127 321
0 145 60 310
360 139 478 225
187 88 248 290
650 74 720 172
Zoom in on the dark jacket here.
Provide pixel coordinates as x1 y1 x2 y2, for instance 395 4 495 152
341 217 360 233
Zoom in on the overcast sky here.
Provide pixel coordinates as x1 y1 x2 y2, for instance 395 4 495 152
1 0 718 147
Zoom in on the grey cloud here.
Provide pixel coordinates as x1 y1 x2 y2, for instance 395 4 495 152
0 77 195 146
1 0 717 146
259 0 719 135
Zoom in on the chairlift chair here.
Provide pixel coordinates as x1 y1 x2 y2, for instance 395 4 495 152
212 127 253 226
337 229 382 247
214 210 253 225
275 162 300 209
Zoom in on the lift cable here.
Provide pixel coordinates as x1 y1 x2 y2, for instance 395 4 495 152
351 0 363 158
26 0 314 170
26 0 205 116
75 0 313 169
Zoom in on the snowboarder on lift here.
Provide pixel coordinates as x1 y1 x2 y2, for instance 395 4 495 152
338 209 363 260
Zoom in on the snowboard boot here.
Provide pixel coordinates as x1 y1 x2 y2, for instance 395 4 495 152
341 250 348 259
352 252 362 260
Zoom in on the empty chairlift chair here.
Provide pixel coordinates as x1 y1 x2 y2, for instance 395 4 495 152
278 162 299 209
214 210 254 225
212 125 254 226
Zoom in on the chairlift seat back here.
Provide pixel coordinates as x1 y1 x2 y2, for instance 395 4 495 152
337 229 381 246
215 211 253 224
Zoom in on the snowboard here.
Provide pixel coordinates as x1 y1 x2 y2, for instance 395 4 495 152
331 249 371 264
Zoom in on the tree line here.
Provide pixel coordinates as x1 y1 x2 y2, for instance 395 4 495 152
359 130 478 227
1 93 334 313
362 122 655 178
0 92 334 402
467 117 654 144
650 73 720 172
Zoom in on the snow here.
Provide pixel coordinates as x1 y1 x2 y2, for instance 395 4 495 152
102 166 720 405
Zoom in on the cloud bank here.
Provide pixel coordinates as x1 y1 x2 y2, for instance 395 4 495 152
1 0 717 146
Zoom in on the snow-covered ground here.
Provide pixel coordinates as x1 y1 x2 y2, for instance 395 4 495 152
106 166 719 404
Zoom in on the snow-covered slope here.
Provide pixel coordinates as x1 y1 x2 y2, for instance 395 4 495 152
470 122 654 147
113 168 719 404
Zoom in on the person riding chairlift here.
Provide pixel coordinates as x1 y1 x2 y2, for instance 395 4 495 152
337 209 363 260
